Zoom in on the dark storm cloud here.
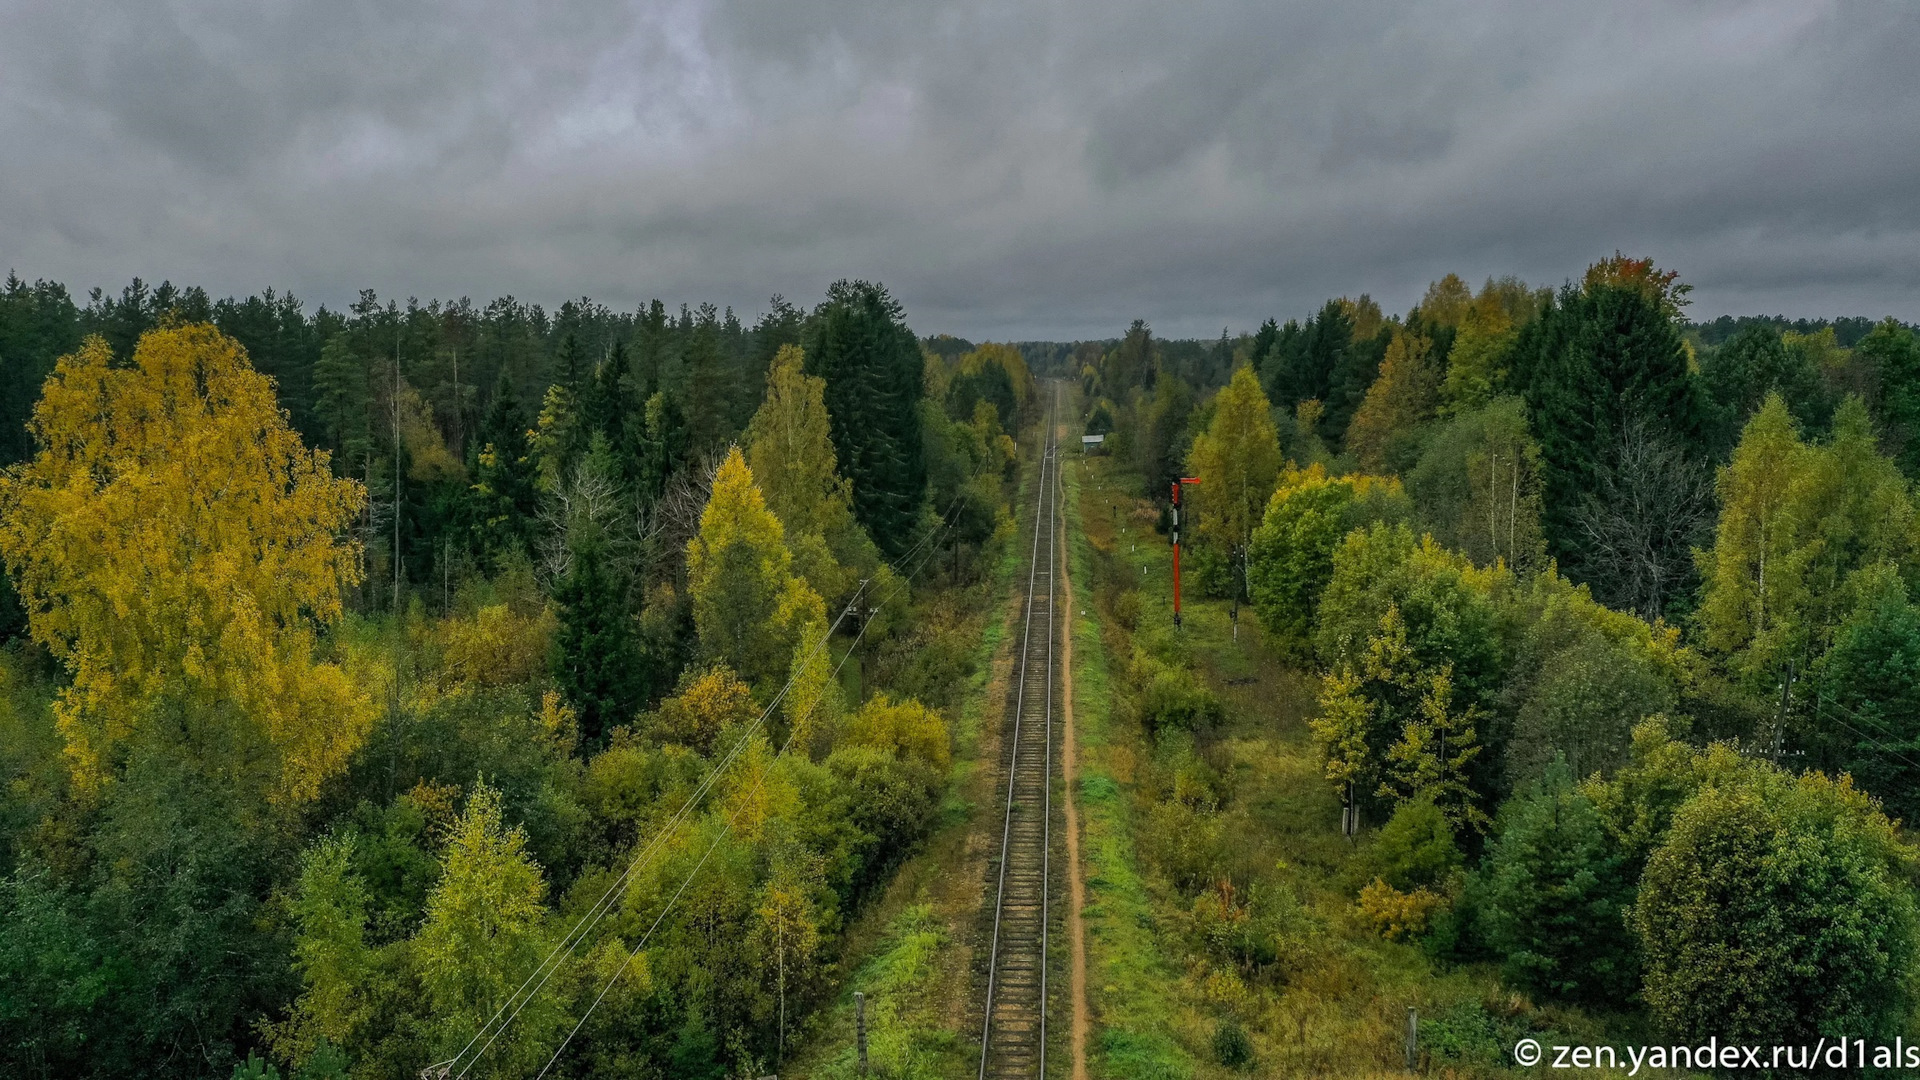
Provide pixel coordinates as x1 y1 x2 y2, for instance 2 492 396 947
1 0 1914 338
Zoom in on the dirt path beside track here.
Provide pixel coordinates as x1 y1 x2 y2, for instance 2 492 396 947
1059 447 1090 1080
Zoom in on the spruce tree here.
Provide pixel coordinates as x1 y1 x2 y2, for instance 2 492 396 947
1522 262 1706 584
551 529 641 746
467 374 539 561
802 281 926 557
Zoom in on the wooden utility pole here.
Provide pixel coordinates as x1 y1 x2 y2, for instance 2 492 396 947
1405 1008 1419 1071
855 991 868 1074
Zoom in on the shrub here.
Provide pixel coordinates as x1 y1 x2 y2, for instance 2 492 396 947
1137 663 1224 735
1212 1020 1254 1070
1635 766 1920 1041
1368 797 1462 892
1356 878 1447 941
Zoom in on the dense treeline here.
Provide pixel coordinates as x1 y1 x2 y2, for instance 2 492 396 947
1081 256 1920 1048
0 274 1035 1080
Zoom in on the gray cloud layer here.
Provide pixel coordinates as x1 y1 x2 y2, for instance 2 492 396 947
2 0 1915 338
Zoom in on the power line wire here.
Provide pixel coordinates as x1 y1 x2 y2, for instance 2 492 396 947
521 433 1003 1076
534 603 883 1079
449 473 975 1076
434 581 868 1079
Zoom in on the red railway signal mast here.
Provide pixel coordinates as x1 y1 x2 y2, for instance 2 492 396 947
1171 476 1200 628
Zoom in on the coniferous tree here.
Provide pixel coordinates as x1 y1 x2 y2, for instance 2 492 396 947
1855 319 1920 475
1700 323 1832 453
1520 258 1706 588
802 281 926 556
1247 317 1279 379
467 374 539 561
551 528 641 746
1323 297 1390 446
0 273 81 467
1479 771 1637 1004
1267 300 1350 415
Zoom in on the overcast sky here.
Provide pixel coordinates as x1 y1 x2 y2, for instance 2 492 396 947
2 0 1916 340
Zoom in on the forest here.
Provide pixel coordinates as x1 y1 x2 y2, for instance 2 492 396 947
0 273 1036 1079
1063 254 1920 1073
6 252 1920 1078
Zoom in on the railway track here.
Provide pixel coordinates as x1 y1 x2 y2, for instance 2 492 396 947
979 402 1061 1080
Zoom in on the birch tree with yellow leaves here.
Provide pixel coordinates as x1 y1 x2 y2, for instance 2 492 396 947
0 324 370 804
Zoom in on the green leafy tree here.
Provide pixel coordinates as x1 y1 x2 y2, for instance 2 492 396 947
1134 368 1195 499
1697 394 1913 689
1695 394 1817 683
415 783 561 1074
1634 765 1919 1042
1367 795 1462 892
1246 468 1411 656
746 344 873 603
1380 665 1487 832
1508 630 1672 783
1406 396 1546 572
1186 365 1282 594
1345 329 1440 474
1312 604 1422 815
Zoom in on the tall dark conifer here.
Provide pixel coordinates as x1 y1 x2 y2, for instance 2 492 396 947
551 532 641 747
1523 278 1706 584
803 280 926 556
469 373 539 560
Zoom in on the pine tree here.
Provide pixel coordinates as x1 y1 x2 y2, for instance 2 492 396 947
1522 258 1706 581
1268 300 1350 414
1480 775 1637 1004
1323 297 1389 445
1856 319 1920 476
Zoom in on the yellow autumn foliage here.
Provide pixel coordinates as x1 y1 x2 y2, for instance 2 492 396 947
1355 877 1447 941
844 694 950 773
438 603 558 689
649 665 757 754
0 325 370 803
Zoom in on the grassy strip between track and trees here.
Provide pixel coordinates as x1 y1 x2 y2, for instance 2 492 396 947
1060 442 1683 1080
781 402 1045 1080
1062 446 1199 1080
